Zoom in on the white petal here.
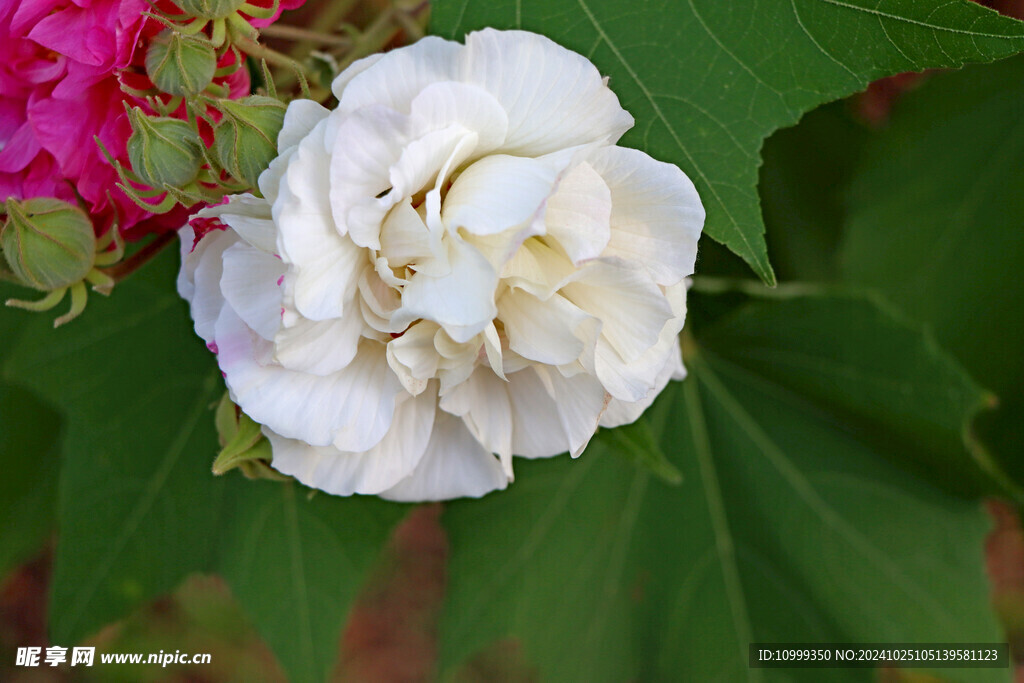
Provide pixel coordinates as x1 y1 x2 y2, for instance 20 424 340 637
600 338 683 428
507 365 608 458
587 146 704 285
544 161 611 264
379 410 508 501
442 154 558 236
220 242 286 340
394 237 497 343
180 227 238 345
380 198 438 269
268 388 435 496
195 194 277 254
327 106 410 248
408 81 509 153
330 52 385 100
562 258 672 363
500 236 575 299
277 99 330 153
277 120 366 321
498 289 592 366
334 36 462 114
273 306 364 376
593 280 687 402
461 29 633 156
440 368 513 475
216 307 402 451
386 321 441 396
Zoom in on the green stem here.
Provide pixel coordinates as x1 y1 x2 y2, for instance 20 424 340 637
260 23 352 49
103 231 177 283
288 0 361 60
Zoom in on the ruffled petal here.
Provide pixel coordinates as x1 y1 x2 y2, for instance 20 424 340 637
507 365 608 458
220 242 286 340
180 227 238 345
587 146 704 285
498 289 592 366
334 36 462 114
273 307 364 376
394 237 497 343
216 307 402 451
278 119 367 321
442 154 558 236
267 388 435 496
439 369 513 474
562 258 672 363
379 410 508 501
461 29 634 155
543 161 611 264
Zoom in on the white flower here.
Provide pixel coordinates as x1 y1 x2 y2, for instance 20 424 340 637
177 29 704 501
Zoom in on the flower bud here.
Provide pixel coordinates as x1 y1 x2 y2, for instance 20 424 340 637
212 96 286 188
1 198 95 291
145 29 217 97
126 108 204 189
175 0 246 20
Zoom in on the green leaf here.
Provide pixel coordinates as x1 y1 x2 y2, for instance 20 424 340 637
0 282 62 577
0 384 61 577
3 251 228 644
2 249 407 680
439 295 1004 681
431 0 1024 284
759 101 868 282
218 482 407 682
603 415 682 485
840 54 1024 487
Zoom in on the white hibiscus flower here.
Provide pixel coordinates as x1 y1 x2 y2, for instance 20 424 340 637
178 28 704 501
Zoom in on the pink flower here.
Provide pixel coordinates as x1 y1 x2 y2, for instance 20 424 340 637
0 0 300 239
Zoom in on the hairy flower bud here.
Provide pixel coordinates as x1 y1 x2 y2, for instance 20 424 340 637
145 29 217 96
212 96 286 188
126 109 204 189
175 0 247 20
1 198 95 291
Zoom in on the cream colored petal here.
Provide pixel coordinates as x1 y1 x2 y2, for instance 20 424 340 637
267 388 435 496
394 238 497 343
220 242 285 341
216 307 402 451
506 365 608 458
442 154 558 236
588 145 704 285
439 368 513 475
562 258 672 363
461 29 633 155
333 36 462 114
498 289 592 366
544 161 611 265
379 410 509 501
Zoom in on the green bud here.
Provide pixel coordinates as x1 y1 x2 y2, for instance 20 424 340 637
1 198 95 291
175 0 246 20
126 108 204 189
213 96 286 188
145 29 217 97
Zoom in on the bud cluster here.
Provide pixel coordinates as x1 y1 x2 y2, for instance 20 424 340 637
107 0 299 215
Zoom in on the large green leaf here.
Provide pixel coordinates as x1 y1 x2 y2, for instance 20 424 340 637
0 283 62 577
3 253 228 644
218 482 407 682
840 54 1024 486
439 295 1004 681
1 250 406 683
431 0 1024 284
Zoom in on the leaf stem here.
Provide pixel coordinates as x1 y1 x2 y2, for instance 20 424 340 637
103 231 177 283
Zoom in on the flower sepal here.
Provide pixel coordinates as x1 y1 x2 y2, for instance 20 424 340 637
212 393 290 481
